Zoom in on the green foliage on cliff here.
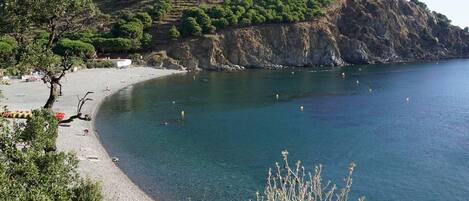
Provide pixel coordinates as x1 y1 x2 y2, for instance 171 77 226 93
410 0 428 10
168 25 181 40
149 0 172 21
178 0 333 37
0 110 102 200
135 12 154 29
182 8 216 34
432 11 452 25
180 17 203 37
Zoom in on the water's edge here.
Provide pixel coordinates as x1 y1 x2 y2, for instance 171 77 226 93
91 71 186 200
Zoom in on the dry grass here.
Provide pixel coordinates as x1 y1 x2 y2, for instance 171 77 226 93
255 150 364 201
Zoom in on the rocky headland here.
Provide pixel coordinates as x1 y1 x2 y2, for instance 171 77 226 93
161 0 469 70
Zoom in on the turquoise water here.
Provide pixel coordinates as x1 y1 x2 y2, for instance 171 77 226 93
96 60 469 201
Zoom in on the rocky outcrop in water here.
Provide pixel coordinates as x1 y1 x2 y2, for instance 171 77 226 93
163 0 469 70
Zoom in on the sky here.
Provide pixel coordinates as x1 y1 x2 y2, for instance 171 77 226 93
421 0 468 28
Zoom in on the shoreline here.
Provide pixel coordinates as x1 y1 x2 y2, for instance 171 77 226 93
0 67 185 201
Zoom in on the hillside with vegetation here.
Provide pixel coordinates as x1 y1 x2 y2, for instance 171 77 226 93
163 0 469 70
3 0 468 72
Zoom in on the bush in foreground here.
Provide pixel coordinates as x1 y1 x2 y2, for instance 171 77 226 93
0 110 102 200
256 150 364 201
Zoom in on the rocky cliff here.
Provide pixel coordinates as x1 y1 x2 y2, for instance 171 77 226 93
163 0 469 70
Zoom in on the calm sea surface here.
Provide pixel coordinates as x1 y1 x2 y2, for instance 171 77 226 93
96 60 469 201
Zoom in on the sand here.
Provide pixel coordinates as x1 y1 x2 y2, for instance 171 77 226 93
0 67 185 201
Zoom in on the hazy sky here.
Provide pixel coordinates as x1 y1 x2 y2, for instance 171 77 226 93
421 0 468 28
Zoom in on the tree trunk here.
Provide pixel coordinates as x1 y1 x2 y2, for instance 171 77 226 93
44 81 60 109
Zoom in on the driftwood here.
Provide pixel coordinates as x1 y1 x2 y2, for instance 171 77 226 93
59 92 94 124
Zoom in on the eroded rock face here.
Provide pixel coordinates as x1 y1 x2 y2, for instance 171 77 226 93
165 0 469 70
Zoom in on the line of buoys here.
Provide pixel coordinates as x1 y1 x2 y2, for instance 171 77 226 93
1 111 65 120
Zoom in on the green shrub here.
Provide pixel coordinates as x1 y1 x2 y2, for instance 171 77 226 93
182 8 215 34
35 31 51 40
54 39 96 58
86 60 116 68
227 14 239 25
180 17 203 37
92 37 135 52
112 20 144 40
0 36 18 69
432 11 451 25
149 0 172 21
120 11 136 22
240 17 252 26
0 42 15 68
0 35 18 48
410 0 428 10
135 12 153 28
66 28 97 44
151 10 165 21
206 6 227 19
141 33 153 48
213 18 230 29
0 42 14 57
168 25 181 40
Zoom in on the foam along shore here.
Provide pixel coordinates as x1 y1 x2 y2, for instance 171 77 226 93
0 67 185 201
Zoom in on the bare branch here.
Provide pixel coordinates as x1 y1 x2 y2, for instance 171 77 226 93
59 92 94 124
